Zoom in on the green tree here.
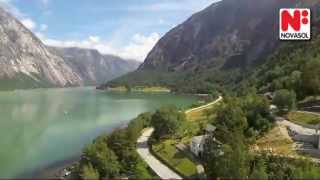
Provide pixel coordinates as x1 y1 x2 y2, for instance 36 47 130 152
273 89 296 111
241 94 274 137
80 163 100 180
125 84 132 92
302 58 320 95
214 98 248 143
151 107 185 140
204 97 249 178
204 135 249 179
289 70 302 98
107 129 139 173
127 112 151 141
83 141 120 178
250 158 268 179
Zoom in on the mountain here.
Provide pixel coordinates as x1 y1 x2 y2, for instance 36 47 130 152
0 7 82 90
48 47 140 86
0 7 140 90
104 0 319 93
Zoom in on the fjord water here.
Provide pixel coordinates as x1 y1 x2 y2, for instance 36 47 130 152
0 87 197 178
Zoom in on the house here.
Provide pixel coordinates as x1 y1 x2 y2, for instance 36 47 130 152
189 124 218 157
190 135 208 157
190 135 222 158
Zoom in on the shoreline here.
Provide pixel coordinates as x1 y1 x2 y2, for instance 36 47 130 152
11 94 197 179
17 156 80 179
17 122 130 179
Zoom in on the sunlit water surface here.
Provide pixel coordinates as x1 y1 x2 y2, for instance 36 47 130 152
0 87 197 178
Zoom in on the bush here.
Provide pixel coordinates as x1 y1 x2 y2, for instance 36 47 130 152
78 113 153 179
273 89 296 111
151 107 186 140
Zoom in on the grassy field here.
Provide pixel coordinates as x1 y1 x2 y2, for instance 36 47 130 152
149 97 222 178
132 86 171 93
253 126 298 157
106 86 128 91
152 139 198 178
185 101 221 121
107 86 171 93
287 111 320 125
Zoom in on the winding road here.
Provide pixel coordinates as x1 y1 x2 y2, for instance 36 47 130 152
136 128 182 180
137 97 223 179
185 96 223 114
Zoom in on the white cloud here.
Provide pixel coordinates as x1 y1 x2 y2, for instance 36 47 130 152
0 0 41 31
41 0 49 5
0 0 51 35
21 18 37 30
0 0 23 17
88 36 100 43
120 33 160 61
124 0 219 12
1 0 218 62
159 19 165 25
41 33 160 61
40 24 48 31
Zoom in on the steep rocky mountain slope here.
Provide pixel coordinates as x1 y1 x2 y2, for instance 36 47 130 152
105 0 319 93
0 7 82 90
49 47 140 86
0 7 140 90
140 0 289 71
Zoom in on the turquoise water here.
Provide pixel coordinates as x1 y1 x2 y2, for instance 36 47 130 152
0 87 197 178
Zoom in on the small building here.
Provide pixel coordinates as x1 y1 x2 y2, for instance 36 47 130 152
269 104 278 114
190 135 208 157
190 124 219 157
190 135 223 158
205 124 216 134
264 92 274 101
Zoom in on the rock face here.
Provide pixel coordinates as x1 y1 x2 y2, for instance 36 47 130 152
139 0 297 72
0 7 82 90
49 47 140 85
0 7 140 90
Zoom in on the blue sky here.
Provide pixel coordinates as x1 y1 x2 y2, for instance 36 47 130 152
0 0 218 61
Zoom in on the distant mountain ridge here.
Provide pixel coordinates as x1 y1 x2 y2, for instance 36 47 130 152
0 7 139 90
105 0 320 93
49 46 140 86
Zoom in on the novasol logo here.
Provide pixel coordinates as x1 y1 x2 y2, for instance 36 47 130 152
279 8 311 40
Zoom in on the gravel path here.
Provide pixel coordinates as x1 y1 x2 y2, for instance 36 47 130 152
277 119 317 135
185 96 222 114
137 128 182 180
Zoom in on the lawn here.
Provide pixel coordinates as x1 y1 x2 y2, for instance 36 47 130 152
287 111 320 125
107 86 128 91
151 139 198 178
132 86 171 93
135 160 159 179
149 98 222 178
107 86 171 93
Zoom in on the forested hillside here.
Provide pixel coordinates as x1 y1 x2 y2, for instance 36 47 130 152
103 0 320 94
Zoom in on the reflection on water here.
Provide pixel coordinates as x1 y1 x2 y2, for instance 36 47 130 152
0 87 197 178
